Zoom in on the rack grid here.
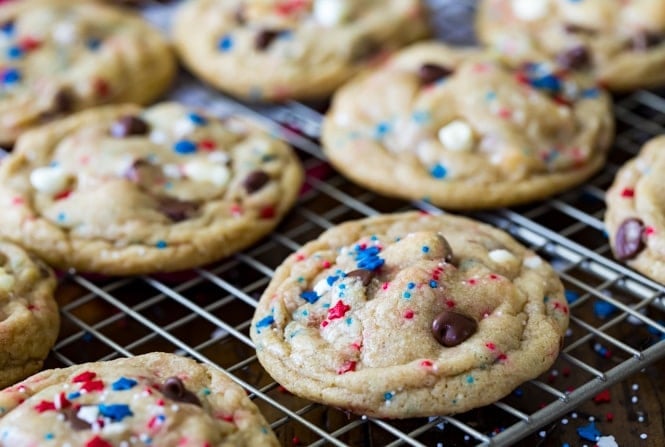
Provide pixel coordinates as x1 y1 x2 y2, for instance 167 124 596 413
6 0 665 446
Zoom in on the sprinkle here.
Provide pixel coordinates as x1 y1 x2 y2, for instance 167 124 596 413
73 372 97 383
411 110 430 124
404 309 414 319
430 164 447 179
422 246 430 253
45 433 54 440
6 46 22 59
218 34 234 51
337 361 356 374
328 300 351 320
187 112 207 126
374 121 392 138
407 282 415 289
565 290 580 303
255 315 274 330
530 73 561 93
593 389 611 404
98 403 133 422
86 436 113 447
576 421 601 442
0 21 14 35
155 240 168 249
86 38 101 50
640 433 648 440
173 140 197 155
466 375 474 384
80 380 104 392
593 300 617 319
581 88 600 99
1 67 21 84
67 391 81 400
621 188 635 198
300 290 319 304
403 292 411 299
384 392 393 400
429 280 438 288
111 377 137 391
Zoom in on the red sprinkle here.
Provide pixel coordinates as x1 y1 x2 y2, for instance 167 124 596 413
80 380 104 392
321 260 331 268
294 253 305 261
54 189 71 201
275 0 307 15
621 188 635 198
485 342 496 351
645 226 656 236
420 360 433 368
445 300 455 308
403 309 414 319
320 320 329 328
328 300 351 320
34 400 56 413
562 367 571 377
94 78 111 97
11 196 24 205
337 360 356 374
198 139 216 151
593 389 611 404
467 278 477 285
381 282 390 290
72 371 96 383
606 412 614 422
18 36 41 51
259 205 276 219
86 436 113 447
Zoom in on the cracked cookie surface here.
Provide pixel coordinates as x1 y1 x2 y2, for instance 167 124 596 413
0 102 304 275
173 0 429 101
0 0 175 145
322 42 613 210
250 212 569 418
0 353 279 446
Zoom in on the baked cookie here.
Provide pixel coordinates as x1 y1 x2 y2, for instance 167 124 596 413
172 0 430 101
0 102 304 275
322 42 614 210
605 136 665 284
250 212 570 418
476 0 665 91
0 239 58 388
0 353 279 446
0 0 175 145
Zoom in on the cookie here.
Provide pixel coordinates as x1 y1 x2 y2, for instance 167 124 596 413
0 0 175 145
0 102 304 275
476 0 665 91
0 352 279 446
250 211 569 418
172 0 430 101
605 136 665 284
0 239 58 389
322 42 614 210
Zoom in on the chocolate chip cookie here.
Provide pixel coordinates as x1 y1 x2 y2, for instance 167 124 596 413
605 135 665 284
0 239 58 388
322 42 614 209
250 211 570 418
0 353 279 446
476 0 665 91
172 0 430 101
0 102 304 275
0 0 175 145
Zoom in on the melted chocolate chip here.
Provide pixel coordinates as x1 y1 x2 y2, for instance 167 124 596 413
39 88 76 122
431 310 477 347
162 377 201 406
61 407 92 431
243 170 270 193
556 45 591 70
437 234 454 264
631 32 664 51
124 159 163 186
418 63 453 85
614 218 645 260
110 115 150 138
255 29 282 50
156 196 199 222
345 269 374 286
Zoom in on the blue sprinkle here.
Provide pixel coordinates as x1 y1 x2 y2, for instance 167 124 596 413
67 391 81 400
98 404 133 422
300 290 319 304
6 46 22 59
45 433 54 440
581 88 599 98
218 34 234 52
255 315 275 329
576 421 600 442
112 377 137 391
0 21 14 35
1 68 21 84
82 331 93 342
345 317 352 325
407 282 415 289
411 110 430 124
173 140 197 155
202 388 211 395
374 121 391 138
430 164 447 179
564 290 580 304
155 240 167 249
370 235 378 241
188 112 207 126
485 91 497 101
339 284 346 290
86 38 101 50
593 300 617 319
326 275 338 286
466 375 474 384
384 392 393 400
56 212 66 222
357 256 384 270
530 74 561 93
429 280 438 288
562 444 570 447
513 388 524 397
422 246 430 253
403 292 411 299
301 309 309 317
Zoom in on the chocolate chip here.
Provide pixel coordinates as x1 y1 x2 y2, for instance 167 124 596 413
162 377 201 406
345 269 374 286
564 23 597 36
110 115 150 138
431 310 477 347
124 159 163 186
243 170 270 193
614 218 645 260
556 45 591 70
418 64 453 85
255 29 282 51
437 234 454 263
61 407 92 431
631 32 664 51
39 88 76 122
156 196 199 222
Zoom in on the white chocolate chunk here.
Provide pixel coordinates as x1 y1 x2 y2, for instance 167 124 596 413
437 120 475 152
182 160 230 187
313 0 353 26
523 255 543 269
162 164 183 179
511 0 549 21
313 277 331 297
52 22 79 45
488 249 516 264
0 268 15 291
29 166 70 195
77 406 99 424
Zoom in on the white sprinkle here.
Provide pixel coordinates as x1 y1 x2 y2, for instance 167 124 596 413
638 416 645 422
313 0 353 26
149 130 168 145
182 160 230 187
208 151 230 164
538 430 546 438
174 118 196 138
640 433 648 439
52 22 79 44
632 384 639 391
313 277 331 297
561 418 568 425
162 164 183 179
489 248 516 264
29 166 70 195
565 328 573 337
596 436 618 447
438 120 475 152
588 416 595 422
523 255 543 269
572 412 578 419
171 404 179 411
632 396 639 404
511 0 549 21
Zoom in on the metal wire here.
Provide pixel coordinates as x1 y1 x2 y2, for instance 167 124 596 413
3 0 663 446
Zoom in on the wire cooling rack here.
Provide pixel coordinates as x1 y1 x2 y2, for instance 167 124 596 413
8 0 665 446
